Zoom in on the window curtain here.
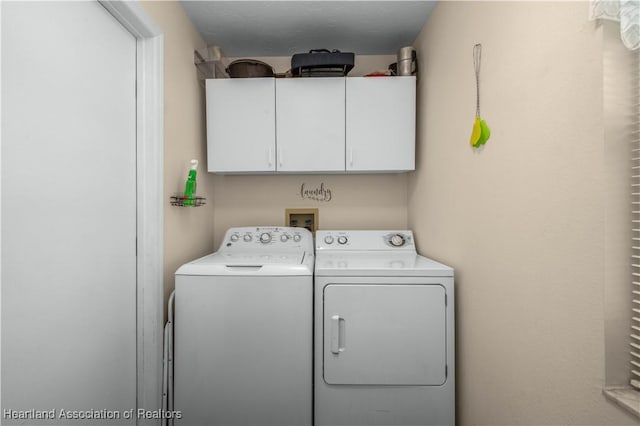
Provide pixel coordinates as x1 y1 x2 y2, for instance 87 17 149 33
590 0 640 50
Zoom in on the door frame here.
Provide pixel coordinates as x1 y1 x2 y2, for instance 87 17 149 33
99 1 164 419
0 1 165 420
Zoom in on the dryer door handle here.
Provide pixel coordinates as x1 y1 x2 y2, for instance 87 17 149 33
330 315 345 354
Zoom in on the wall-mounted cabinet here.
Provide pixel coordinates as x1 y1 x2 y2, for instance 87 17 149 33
206 76 415 174
206 78 276 173
346 77 415 172
276 78 345 172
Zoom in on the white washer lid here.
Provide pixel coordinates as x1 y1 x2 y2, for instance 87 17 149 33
314 252 453 277
176 251 313 276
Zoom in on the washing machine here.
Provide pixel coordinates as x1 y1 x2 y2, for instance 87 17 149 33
314 230 455 426
174 226 314 426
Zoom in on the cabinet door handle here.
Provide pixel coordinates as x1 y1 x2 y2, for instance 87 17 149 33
349 147 354 166
268 147 273 167
278 148 283 168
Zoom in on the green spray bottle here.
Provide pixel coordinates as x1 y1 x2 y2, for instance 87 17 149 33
183 159 198 206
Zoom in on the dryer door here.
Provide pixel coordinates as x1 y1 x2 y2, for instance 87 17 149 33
323 284 447 386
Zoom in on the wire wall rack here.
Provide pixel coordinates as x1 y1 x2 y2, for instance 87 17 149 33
170 195 207 207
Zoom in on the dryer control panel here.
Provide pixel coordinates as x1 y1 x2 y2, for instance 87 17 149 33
222 226 313 252
316 230 415 251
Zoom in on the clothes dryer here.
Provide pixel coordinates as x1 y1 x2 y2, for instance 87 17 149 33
174 227 314 426
314 230 455 426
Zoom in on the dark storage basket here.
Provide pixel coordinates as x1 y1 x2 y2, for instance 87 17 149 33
291 49 354 77
226 59 275 78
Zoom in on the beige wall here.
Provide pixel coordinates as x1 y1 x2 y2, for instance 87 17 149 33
211 55 407 248
408 1 636 424
140 1 216 305
212 173 408 247
603 20 636 388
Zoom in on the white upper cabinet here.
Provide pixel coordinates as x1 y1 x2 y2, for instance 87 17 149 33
275 78 346 172
205 77 415 174
206 78 276 173
346 76 415 172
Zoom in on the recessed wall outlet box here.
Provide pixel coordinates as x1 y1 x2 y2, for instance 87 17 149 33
285 208 318 234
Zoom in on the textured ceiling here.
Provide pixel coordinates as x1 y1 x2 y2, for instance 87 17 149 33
180 1 436 57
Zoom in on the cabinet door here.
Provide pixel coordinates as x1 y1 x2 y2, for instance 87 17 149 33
206 78 276 173
276 78 345 172
323 284 447 386
346 77 415 172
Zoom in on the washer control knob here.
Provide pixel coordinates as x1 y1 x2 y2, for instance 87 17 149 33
280 234 290 242
337 236 348 245
389 234 406 247
260 232 272 244
293 234 301 242
230 234 239 242
243 234 252 242
324 235 334 245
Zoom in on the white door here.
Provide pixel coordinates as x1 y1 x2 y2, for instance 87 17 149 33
2 2 137 424
323 284 447 386
346 77 415 172
276 78 345 172
206 78 276 172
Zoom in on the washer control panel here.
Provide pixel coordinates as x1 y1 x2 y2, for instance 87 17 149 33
316 230 415 251
222 227 311 252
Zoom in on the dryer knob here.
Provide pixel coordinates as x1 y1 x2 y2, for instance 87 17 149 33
389 234 406 247
337 236 348 245
230 234 239 242
280 234 290 242
243 234 252 242
293 234 301 242
260 232 272 244
324 235 334 244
